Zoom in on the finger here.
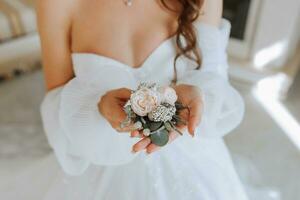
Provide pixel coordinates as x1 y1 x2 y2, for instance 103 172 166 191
176 123 186 130
131 130 143 138
113 121 131 133
108 102 127 128
118 123 136 132
113 88 132 100
146 130 180 154
146 143 161 154
115 112 136 132
177 118 188 130
169 131 179 142
188 100 202 136
131 130 138 137
180 109 189 120
178 109 189 126
132 137 151 152
119 127 135 133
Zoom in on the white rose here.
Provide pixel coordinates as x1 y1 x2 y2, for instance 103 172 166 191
159 86 178 105
130 87 161 116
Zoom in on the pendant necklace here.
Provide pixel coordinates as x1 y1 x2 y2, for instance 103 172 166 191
124 0 133 6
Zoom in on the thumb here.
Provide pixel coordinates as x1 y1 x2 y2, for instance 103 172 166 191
114 88 132 100
188 101 202 136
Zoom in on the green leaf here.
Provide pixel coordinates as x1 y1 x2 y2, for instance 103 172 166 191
148 121 163 132
164 121 173 131
173 127 184 136
140 116 163 131
150 129 169 147
172 115 187 126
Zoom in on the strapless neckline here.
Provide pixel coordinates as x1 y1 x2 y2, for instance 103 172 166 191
71 20 229 71
71 33 175 71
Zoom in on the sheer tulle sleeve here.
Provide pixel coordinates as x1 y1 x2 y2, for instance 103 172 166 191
177 19 245 138
40 68 139 175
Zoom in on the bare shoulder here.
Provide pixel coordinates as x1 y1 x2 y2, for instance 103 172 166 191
197 0 223 27
37 0 80 90
36 0 77 28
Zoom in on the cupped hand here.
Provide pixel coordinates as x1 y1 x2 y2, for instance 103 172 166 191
132 84 203 154
173 84 203 136
98 88 134 132
131 124 186 154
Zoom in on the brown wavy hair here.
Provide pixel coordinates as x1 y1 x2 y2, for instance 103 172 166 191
160 0 204 84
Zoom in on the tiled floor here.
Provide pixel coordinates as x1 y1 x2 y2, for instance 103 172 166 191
0 70 299 199
0 71 50 181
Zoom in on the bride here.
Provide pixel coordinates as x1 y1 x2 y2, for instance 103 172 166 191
7 0 248 199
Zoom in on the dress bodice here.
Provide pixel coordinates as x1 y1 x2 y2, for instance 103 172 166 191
71 19 231 87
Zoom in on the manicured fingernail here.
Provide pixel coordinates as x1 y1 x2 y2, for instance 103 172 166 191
191 130 195 137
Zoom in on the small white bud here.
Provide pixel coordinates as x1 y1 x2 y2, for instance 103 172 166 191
143 128 151 136
134 121 143 130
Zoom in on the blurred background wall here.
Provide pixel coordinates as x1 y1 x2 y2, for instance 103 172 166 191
0 0 40 80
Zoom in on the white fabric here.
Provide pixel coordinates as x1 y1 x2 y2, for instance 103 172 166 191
35 19 247 199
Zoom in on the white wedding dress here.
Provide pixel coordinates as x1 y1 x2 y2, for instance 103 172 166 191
2 19 249 200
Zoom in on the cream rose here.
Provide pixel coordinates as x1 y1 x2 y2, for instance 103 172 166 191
159 86 178 105
130 87 161 116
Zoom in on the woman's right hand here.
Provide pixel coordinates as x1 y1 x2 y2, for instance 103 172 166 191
98 88 133 132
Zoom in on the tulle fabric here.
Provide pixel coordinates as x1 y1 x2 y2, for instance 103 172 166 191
41 67 140 175
177 20 244 138
38 19 249 199
45 138 248 200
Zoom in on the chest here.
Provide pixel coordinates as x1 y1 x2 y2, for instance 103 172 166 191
71 0 179 68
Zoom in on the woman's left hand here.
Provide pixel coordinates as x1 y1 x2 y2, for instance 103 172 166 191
131 84 203 154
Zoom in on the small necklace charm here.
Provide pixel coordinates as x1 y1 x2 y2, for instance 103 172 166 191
124 0 133 6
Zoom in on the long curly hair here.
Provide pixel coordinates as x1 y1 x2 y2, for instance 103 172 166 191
160 0 204 84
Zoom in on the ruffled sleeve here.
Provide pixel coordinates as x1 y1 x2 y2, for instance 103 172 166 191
40 65 139 175
177 19 245 138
